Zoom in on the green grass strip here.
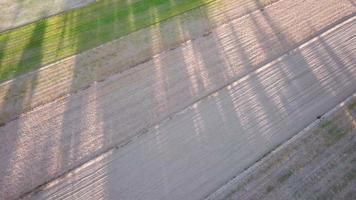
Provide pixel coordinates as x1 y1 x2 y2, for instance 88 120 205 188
0 0 214 82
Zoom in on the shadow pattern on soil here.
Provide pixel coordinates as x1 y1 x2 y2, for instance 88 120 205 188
0 0 355 199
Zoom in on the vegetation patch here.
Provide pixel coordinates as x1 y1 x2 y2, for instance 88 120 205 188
345 168 356 180
320 120 346 144
277 170 293 183
266 185 274 193
0 0 215 82
347 101 356 112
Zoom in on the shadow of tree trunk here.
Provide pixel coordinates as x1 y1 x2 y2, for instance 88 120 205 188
0 20 47 199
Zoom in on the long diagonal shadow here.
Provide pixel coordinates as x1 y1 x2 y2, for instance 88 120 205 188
0 20 47 199
4 0 354 199
252 0 330 121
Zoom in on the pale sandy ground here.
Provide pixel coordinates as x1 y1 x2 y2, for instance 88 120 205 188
0 0 95 31
207 95 356 200
0 0 355 199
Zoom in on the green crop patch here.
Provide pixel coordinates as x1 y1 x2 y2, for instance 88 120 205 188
0 0 215 82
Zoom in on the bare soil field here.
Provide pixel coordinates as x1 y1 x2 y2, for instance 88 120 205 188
0 0 279 125
207 95 356 200
15 15 356 200
0 0 355 199
0 0 95 31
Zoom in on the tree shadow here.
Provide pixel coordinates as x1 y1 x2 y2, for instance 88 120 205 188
2 0 355 199
251 0 332 121
0 20 47 199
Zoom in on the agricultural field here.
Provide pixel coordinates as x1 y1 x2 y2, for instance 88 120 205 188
0 0 355 199
207 96 356 200
0 0 213 81
0 0 96 31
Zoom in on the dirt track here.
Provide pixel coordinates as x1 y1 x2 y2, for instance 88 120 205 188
0 0 355 199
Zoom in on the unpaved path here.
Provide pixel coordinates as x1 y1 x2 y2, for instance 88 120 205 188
0 0 96 31
0 0 355 199
207 95 356 200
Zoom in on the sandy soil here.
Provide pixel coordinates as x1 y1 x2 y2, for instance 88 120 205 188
0 0 96 31
0 0 355 199
207 96 356 200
